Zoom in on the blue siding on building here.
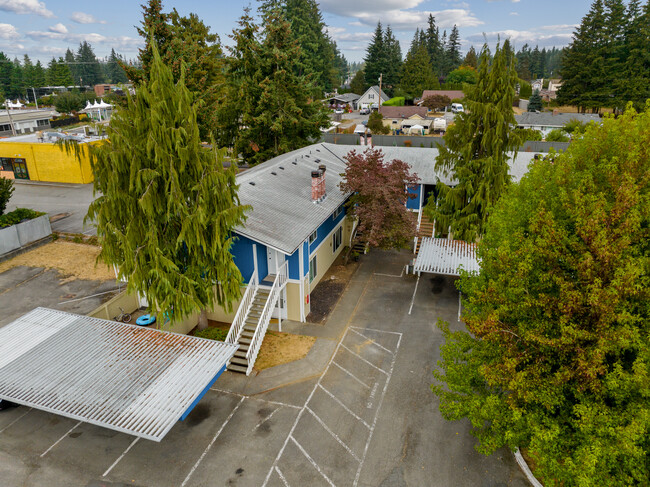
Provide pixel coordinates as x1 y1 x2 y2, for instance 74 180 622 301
231 234 268 283
287 246 301 280
407 184 421 210
309 205 346 255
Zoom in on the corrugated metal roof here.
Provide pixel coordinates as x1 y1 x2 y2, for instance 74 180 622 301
0 308 237 442
236 143 542 253
414 238 479 276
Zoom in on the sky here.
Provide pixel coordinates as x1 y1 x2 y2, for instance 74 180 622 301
0 0 595 64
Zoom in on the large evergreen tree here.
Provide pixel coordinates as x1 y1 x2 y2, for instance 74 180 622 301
433 105 650 487
106 48 128 84
33 60 46 88
382 26 402 95
76 41 104 86
364 22 385 88
76 43 248 329
445 25 462 75
9 58 23 98
398 43 438 99
425 15 443 76
47 57 73 86
222 8 329 164
124 0 225 138
0 52 12 97
426 41 520 242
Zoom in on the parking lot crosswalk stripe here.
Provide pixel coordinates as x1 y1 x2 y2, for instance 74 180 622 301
181 396 245 487
0 407 32 434
275 466 290 487
290 436 336 487
306 406 361 463
340 344 389 375
351 326 402 336
102 437 139 478
348 328 395 355
40 421 81 458
332 361 371 389
318 384 370 429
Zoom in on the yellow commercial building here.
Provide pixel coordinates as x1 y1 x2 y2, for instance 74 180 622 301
0 133 98 184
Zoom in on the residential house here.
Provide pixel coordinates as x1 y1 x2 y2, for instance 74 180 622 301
514 112 600 137
417 90 465 107
328 93 360 110
532 79 544 92
379 106 431 134
357 86 389 109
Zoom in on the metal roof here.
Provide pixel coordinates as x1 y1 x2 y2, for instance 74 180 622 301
235 144 351 254
235 143 542 254
514 112 600 128
0 308 237 442
414 238 480 276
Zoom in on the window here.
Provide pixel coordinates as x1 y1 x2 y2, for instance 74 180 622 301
333 205 343 219
332 227 342 253
309 230 317 244
0 158 12 171
369 94 374 99
0 124 11 132
309 255 317 282
36 119 49 127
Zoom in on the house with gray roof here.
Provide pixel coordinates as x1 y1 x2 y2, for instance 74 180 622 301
357 86 389 109
328 92 360 110
515 112 600 137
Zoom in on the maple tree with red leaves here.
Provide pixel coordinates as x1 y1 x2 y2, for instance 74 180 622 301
339 148 419 250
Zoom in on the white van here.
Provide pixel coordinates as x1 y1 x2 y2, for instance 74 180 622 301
451 103 464 113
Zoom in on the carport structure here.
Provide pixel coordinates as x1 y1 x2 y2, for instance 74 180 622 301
0 308 237 442
414 237 480 276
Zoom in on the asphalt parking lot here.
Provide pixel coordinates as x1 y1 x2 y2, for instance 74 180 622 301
0 251 528 487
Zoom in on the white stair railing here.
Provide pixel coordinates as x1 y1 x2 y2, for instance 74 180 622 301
225 269 258 345
245 261 288 375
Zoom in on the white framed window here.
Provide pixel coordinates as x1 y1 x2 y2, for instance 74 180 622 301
369 94 374 99
332 226 342 253
333 205 343 219
309 255 317 282
309 230 318 244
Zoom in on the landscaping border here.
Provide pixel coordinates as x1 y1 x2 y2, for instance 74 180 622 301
0 214 52 258
514 448 544 487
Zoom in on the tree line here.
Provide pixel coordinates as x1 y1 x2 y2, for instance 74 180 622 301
558 0 650 111
0 43 131 100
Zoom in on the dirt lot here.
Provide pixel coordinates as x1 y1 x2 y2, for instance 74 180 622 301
0 241 114 281
307 255 359 323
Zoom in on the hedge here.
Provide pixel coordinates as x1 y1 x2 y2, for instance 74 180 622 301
0 208 46 228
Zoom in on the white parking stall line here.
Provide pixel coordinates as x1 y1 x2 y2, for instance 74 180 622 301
351 326 402 336
290 436 336 487
318 384 370 429
102 437 140 478
252 406 282 432
408 275 420 315
209 387 301 410
306 406 361 463
0 407 32 434
275 466 290 487
181 396 245 487
340 344 389 375
332 361 371 389
353 332 403 487
348 328 394 355
40 420 82 458
262 328 354 487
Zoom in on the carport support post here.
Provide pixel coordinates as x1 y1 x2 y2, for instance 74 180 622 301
458 291 461 322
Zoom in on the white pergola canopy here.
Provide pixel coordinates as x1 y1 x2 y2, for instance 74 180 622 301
0 308 237 442
414 238 480 276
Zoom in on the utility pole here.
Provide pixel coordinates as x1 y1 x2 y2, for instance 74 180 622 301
4 102 17 137
32 87 38 110
378 73 383 111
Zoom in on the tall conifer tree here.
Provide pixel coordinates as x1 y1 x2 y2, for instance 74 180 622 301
364 22 385 88
426 41 520 242
78 43 248 328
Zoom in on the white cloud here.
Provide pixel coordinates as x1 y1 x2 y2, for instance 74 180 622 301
466 28 574 48
0 0 53 17
319 0 423 17
25 29 141 51
48 22 67 34
70 11 106 24
509 12 519 16
0 23 19 39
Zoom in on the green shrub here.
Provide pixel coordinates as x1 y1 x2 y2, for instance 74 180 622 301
0 177 14 216
545 128 570 142
194 327 229 342
382 97 405 106
0 208 45 228
515 128 543 141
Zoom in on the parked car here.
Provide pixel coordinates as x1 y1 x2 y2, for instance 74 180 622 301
334 108 344 115
451 103 464 113
360 107 370 115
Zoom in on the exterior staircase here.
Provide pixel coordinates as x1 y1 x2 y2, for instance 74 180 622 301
351 228 369 255
227 288 270 374
415 213 435 254
225 261 288 375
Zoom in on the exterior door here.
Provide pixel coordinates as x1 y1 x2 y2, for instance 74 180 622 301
272 287 288 320
12 159 29 180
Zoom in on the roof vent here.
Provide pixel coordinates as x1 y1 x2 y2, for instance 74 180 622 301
271 171 277 175
279 166 284 170
249 182 256 186
314 158 321 163
292 161 297 165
